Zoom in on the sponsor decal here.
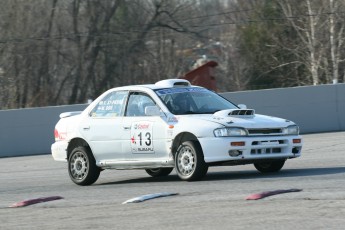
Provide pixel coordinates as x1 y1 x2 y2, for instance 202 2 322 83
167 116 179 123
99 99 123 106
130 121 154 154
134 123 150 130
156 87 208 96
137 147 154 151
96 99 124 112
55 130 67 140
131 136 136 144
167 129 173 137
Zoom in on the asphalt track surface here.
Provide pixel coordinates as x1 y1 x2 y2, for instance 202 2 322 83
0 132 344 230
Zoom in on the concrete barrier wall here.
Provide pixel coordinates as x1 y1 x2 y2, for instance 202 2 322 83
0 104 87 158
0 83 344 157
221 83 345 134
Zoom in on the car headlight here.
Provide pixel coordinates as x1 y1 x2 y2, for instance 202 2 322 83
282 125 299 135
214 127 248 137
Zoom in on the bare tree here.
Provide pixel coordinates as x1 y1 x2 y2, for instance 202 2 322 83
328 0 345 84
279 0 329 85
2 0 345 110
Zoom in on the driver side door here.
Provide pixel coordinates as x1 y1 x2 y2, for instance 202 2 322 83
121 92 169 161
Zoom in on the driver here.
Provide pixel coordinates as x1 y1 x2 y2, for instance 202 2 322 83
173 93 191 114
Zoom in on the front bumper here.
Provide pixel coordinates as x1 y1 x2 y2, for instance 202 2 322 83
51 141 68 162
199 135 302 163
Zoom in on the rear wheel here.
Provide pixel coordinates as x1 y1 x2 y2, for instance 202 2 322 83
175 141 208 181
145 168 173 177
68 146 100 186
254 160 286 173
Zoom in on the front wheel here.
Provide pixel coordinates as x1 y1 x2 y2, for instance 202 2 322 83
145 168 174 177
175 141 208 181
68 146 100 186
254 160 286 173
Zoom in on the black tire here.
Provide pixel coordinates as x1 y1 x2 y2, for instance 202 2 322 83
145 168 174 177
175 141 208 181
68 146 100 186
254 160 286 173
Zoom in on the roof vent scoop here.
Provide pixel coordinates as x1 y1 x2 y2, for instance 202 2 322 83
155 79 191 88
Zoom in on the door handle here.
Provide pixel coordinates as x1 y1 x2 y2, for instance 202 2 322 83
123 126 131 130
83 126 90 130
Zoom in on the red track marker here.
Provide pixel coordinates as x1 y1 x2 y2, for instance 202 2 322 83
9 196 63 208
245 189 302 200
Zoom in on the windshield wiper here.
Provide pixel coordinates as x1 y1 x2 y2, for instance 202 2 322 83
184 110 220 114
200 110 221 114
184 111 202 114
178 110 221 115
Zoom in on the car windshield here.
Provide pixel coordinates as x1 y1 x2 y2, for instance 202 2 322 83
155 87 238 115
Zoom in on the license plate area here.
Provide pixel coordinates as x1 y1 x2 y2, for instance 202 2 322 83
250 140 286 155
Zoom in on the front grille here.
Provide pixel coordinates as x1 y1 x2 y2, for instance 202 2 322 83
250 139 287 155
248 128 283 136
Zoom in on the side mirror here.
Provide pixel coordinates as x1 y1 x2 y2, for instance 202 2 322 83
145 105 161 116
238 104 247 109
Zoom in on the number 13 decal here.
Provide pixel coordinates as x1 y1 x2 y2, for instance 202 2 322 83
130 122 154 153
137 132 151 146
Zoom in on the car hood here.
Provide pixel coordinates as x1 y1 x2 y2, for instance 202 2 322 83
182 109 294 128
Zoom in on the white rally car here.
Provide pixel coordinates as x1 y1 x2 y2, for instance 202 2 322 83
52 79 302 185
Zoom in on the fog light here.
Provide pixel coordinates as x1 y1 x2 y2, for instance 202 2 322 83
229 150 242 157
292 147 300 154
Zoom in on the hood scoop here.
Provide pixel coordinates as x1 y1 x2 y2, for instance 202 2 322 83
213 109 255 118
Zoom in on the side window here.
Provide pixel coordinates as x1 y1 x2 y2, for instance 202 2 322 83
125 92 156 117
91 91 128 117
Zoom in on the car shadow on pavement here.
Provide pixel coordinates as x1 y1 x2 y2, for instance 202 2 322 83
98 174 181 186
97 166 345 185
202 166 345 182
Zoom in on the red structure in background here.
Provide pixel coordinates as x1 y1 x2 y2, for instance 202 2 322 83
180 61 218 91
